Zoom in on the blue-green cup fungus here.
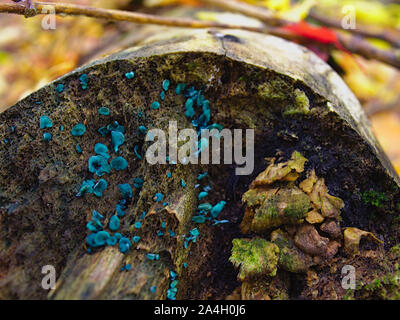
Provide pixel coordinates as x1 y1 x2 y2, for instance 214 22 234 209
119 237 132 253
98 107 110 116
111 131 125 153
125 71 135 79
77 179 95 197
88 155 111 176
93 179 107 197
40 115 53 129
92 210 104 220
71 123 86 136
133 177 144 189
151 101 160 110
118 183 133 199
94 231 110 246
110 156 128 171
43 132 52 142
109 215 120 231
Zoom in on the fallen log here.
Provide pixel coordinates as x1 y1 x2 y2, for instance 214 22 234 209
1 27 400 300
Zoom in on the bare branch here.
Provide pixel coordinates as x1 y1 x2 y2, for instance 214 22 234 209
0 2 267 32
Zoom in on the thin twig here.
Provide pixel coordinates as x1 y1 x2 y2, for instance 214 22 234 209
0 2 266 32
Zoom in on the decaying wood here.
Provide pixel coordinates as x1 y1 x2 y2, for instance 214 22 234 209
1 27 400 300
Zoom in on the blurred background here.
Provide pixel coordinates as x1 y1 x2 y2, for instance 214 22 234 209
1 0 400 171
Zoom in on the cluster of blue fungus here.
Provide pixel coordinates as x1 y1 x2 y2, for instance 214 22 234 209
119 237 132 253
150 286 157 293
133 177 144 189
151 101 160 110
95 231 111 246
80 74 88 90
60 125 64 131
211 201 226 218
77 179 95 197
208 123 224 131
192 171 228 226
138 125 147 134
98 107 110 116
213 219 229 226
184 228 200 249
184 98 195 118
93 210 104 220
146 253 160 261
154 193 163 202
125 71 135 79
168 229 175 237
198 191 208 200
89 155 111 176
192 215 207 224
94 143 110 158
93 179 107 197
110 156 128 170
43 132 52 142
40 115 53 129
167 270 178 300
114 199 126 216
107 235 118 246
71 123 86 136
107 121 125 133
98 126 108 136
109 215 120 231
162 79 170 91
111 131 125 153
133 145 142 160
197 172 208 180
80 80 229 293
85 210 109 249
56 83 64 93
175 83 186 95
76 143 82 153
118 183 133 199
121 263 132 271
160 91 165 101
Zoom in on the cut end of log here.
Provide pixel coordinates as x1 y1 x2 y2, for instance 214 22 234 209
1 28 399 300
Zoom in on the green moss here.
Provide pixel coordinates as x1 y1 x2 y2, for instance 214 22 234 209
391 245 400 257
284 192 310 220
229 238 279 281
283 89 310 117
361 270 400 299
362 190 387 208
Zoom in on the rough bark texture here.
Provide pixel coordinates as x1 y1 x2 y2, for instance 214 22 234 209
1 27 400 300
